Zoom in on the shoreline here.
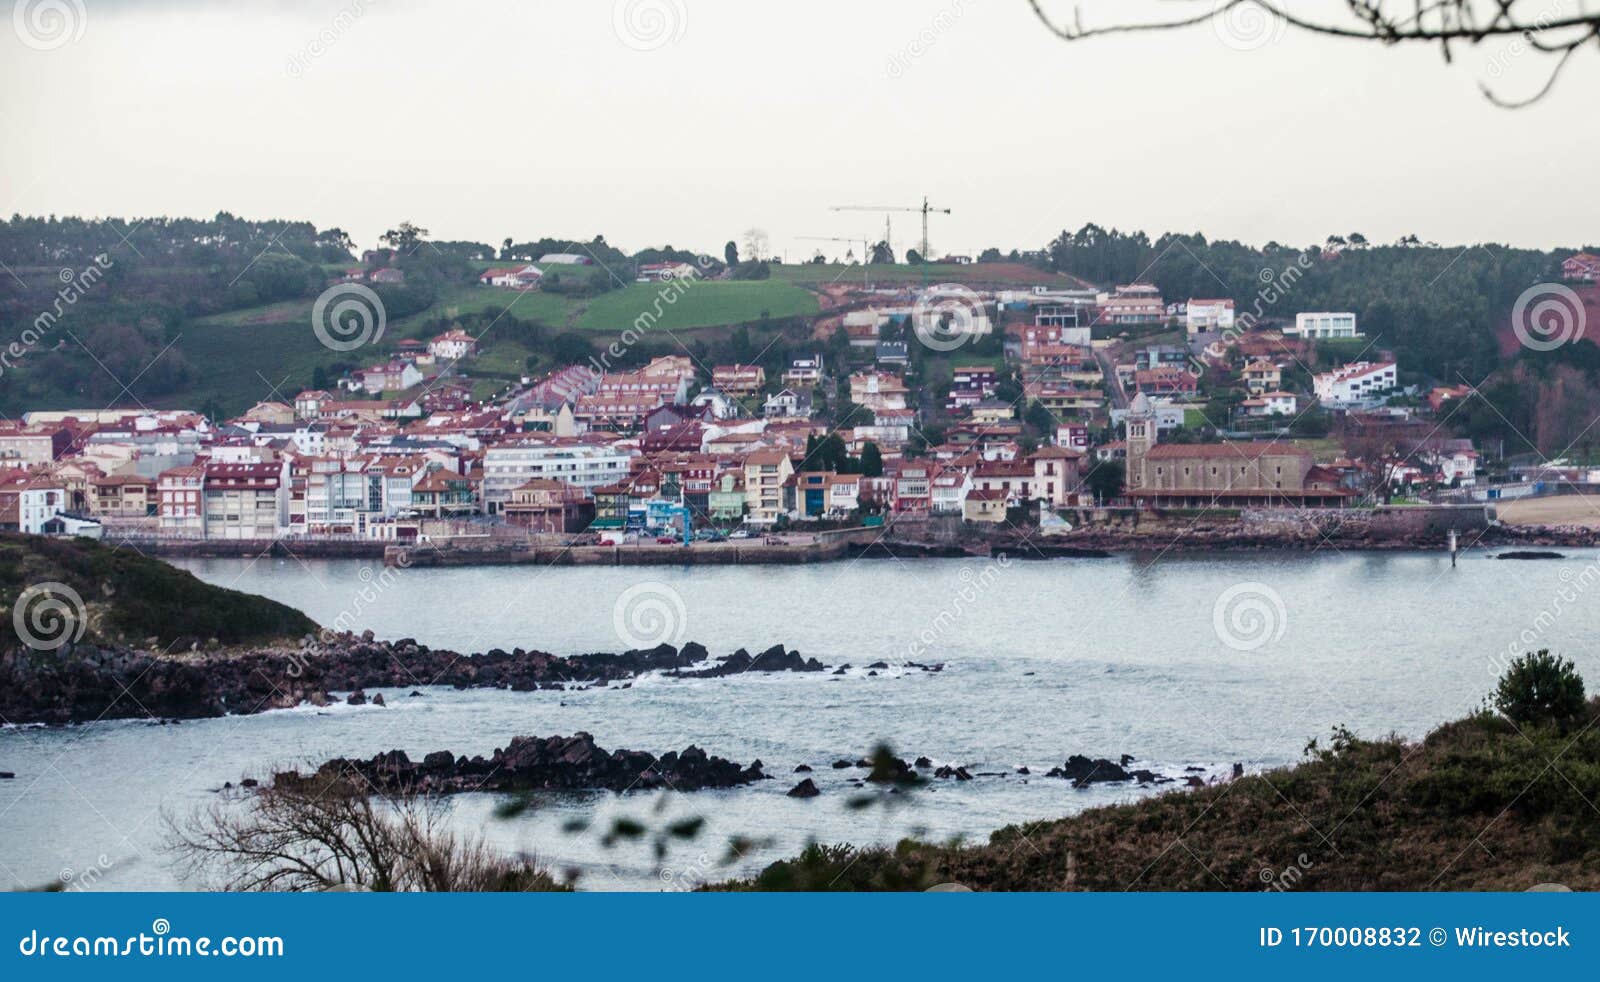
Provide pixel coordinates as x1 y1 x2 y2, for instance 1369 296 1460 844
110 523 1600 567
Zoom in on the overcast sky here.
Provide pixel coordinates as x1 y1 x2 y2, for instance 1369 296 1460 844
2 0 1595 259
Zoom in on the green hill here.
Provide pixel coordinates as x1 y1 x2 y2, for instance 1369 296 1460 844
0 535 317 650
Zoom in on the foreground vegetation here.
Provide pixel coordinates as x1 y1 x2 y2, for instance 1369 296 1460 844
718 654 1599 891
0 535 316 649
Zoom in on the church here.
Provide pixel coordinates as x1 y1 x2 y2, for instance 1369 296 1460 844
1123 393 1353 509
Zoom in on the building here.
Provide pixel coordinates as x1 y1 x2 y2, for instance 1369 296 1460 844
1313 361 1397 406
742 449 794 525
1562 253 1600 282
502 479 593 532
481 440 632 513
359 361 424 393
1097 283 1165 325
712 364 767 396
1239 391 1299 417
1123 393 1351 508
782 355 825 387
962 488 1008 523
849 372 909 411
480 265 544 288
1241 359 1282 394
201 461 286 539
1288 312 1360 339
157 465 206 534
1185 299 1236 334
428 329 478 361
763 388 813 418
1133 366 1197 396
0 424 72 470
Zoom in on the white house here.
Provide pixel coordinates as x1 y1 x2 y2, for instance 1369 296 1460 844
428 329 478 362
1239 391 1299 417
1185 298 1235 334
1314 361 1397 405
1289 312 1360 339
17 487 67 534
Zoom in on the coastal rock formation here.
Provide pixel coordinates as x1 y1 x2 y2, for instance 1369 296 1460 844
787 778 820 797
0 637 809 725
285 732 766 794
668 644 825 678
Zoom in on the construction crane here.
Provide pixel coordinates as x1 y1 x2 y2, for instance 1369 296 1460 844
831 195 951 260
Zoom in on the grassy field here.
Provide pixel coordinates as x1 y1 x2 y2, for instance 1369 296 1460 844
574 280 818 334
774 261 1066 287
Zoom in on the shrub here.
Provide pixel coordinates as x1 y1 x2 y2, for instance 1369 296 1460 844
1494 650 1585 725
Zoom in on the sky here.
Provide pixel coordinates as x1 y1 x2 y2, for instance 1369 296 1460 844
1 0 1595 260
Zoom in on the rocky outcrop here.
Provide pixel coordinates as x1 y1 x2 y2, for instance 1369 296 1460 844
0 636 809 725
668 644 824 678
287 732 766 794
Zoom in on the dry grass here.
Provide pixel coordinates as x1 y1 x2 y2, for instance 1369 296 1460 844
717 702 1600 892
1497 495 1600 528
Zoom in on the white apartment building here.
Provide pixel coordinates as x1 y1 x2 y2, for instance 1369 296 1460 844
1314 361 1397 405
481 440 633 514
1289 312 1360 339
17 487 67 534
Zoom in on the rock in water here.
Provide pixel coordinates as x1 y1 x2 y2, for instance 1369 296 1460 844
787 778 820 798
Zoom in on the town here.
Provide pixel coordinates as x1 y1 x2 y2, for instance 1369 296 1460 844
6 243 1591 553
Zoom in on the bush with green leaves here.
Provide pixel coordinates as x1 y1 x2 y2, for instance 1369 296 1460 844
1494 650 1585 725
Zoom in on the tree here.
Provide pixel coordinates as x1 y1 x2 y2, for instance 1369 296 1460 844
1027 0 1600 106
742 228 769 263
1084 460 1125 503
502 237 513 260
1494 651 1586 725
869 241 895 265
165 772 565 892
724 240 739 266
860 441 884 477
905 248 925 265
381 221 429 255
